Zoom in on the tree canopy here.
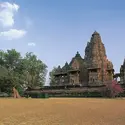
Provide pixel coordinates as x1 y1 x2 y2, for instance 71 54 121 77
49 67 57 86
0 49 47 95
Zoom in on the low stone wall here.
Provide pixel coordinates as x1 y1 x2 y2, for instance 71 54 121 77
24 86 106 98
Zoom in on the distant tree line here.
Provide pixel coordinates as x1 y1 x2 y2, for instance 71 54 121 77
0 49 47 95
49 67 57 86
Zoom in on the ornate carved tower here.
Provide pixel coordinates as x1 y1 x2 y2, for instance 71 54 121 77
84 31 114 86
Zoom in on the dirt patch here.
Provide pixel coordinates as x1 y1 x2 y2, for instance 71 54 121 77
0 98 125 125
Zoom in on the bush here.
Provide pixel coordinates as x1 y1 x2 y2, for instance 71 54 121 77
0 92 9 97
87 92 102 97
27 92 49 98
117 92 125 97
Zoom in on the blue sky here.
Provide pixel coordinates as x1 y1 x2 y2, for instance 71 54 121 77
0 0 125 85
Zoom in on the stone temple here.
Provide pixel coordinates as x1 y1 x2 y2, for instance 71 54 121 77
120 59 125 84
54 31 114 86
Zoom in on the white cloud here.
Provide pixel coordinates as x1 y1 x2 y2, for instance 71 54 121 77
0 29 26 40
0 2 19 27
0 2 28 40
28 42 36 46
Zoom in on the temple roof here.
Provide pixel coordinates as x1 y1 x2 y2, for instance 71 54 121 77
120 58 125 70
62 62 71 71
123 58 125 65
55 51 84 75
69 51 84 66
92 31 100 35
55 65 62 73
123 58 125 68
90 31 102 48
75 51 81 58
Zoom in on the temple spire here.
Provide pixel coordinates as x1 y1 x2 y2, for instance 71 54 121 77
123 58 125 67
75 51 81 58
92 31 100 36
84 31 107 63
93 31 99 35
90 31 102 46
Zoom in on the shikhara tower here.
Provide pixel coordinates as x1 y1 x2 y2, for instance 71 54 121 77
84 31 114 86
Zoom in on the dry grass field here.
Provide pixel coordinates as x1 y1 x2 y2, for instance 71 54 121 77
0 98 125 125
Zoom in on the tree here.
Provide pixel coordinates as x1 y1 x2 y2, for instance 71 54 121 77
21 52 47 88
0 65 10 92
0 49 47 95
49 67 57 86
0 50 5 66
4 49 21 70
105 80 124 98
0 49 21 94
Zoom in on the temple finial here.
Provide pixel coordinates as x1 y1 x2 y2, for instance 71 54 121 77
93 31 99 35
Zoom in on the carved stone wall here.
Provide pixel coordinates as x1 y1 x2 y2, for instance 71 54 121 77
71 59 80 69
69 72 80 84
